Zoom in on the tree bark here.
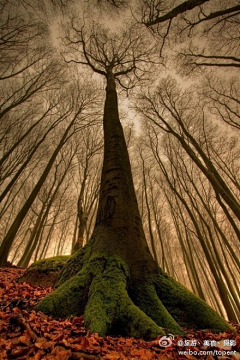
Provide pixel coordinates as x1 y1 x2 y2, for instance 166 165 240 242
91 70 157 275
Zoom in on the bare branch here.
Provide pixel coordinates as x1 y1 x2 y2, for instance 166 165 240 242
142 0 209 27
63 19 156 89
184 4 240 27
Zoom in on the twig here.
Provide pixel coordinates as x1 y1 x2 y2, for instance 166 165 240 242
9 314 39 341
72 352 100 359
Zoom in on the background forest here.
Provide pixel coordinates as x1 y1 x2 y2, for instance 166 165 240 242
0 0 239 326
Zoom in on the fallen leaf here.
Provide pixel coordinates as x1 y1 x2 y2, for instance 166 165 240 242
130 348 155 359
103 351 121 359
50 346 72 360
0 350 7 360
32 351 44 360
35 337 55 349
0 338 12 350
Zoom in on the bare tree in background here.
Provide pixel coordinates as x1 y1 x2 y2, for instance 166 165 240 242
200 76 240 130
17 145 76 268
135 78 240 321
71 126 103 253
0 0 48 80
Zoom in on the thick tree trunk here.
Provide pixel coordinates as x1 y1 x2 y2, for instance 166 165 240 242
91 71 156 275
36 72 232 339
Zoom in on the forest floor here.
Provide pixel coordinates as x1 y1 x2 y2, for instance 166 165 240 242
0 267 239 360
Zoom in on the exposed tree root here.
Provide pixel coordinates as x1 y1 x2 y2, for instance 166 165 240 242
130 281 183 334
36 250 233 340
155 269 232 332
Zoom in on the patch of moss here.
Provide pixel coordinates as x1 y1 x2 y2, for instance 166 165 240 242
29 255 70 272
155 268 234 333
35 267 92 317
36 251 233 339
17 255 71 287
55 242 92 287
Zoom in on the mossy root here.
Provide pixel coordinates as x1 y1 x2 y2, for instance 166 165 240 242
36 252 232 339
130 281 183 335
155 269 234 332
84 255 164 339
35 268 92 317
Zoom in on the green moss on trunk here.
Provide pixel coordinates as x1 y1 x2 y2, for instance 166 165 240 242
55 242 92 287
130 281 184 335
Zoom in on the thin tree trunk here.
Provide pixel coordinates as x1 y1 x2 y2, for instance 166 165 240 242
156 154 237 321
140 157 158 262
73 165 88 252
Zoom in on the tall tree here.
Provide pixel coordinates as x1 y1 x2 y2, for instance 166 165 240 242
17 146 75 268
36 21 231 339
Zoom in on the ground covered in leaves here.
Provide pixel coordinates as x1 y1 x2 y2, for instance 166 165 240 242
0 267 239 360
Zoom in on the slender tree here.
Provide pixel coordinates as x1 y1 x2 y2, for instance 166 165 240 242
201 76 240 130
71 126 103 253
36 22 231 339
17 148 74 268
